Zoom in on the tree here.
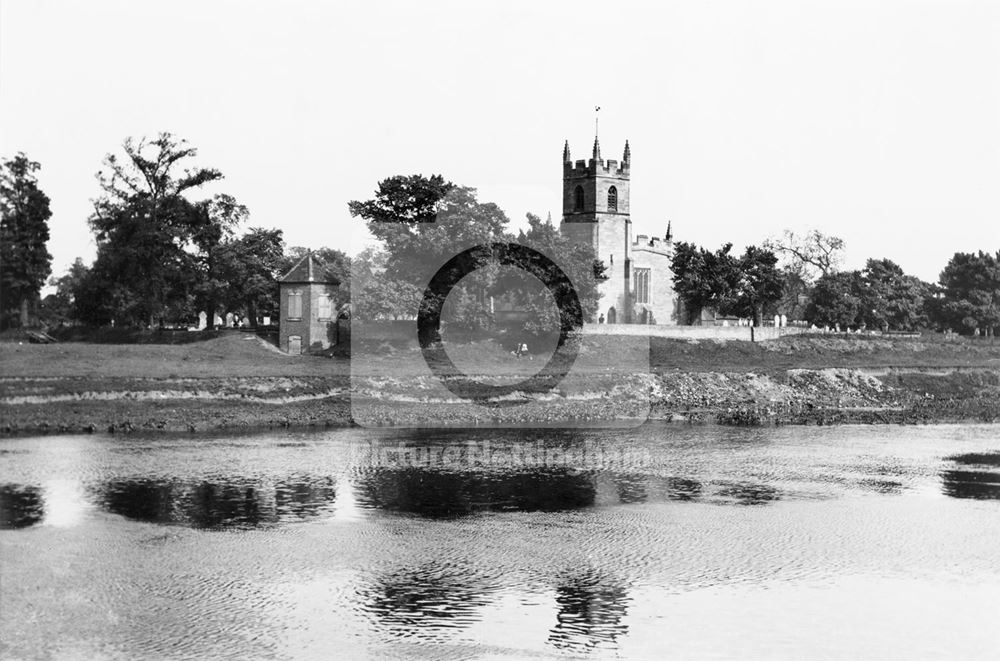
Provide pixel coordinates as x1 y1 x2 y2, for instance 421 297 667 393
87 133 227 327
935 251 1000 336
353 275 422 321
670 242 740 324
191 194 249 329
0 153 52 328
501 212 605 333
859 258 931 331
40 258 90 325
349 175 510 325
349 175 509 285
723 246 784 326
350 245 387 299
805 271 864 329
218 228 285 326
764 229 845 283
775 267 810 320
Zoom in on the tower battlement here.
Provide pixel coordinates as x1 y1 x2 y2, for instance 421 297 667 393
632 234 672 253
563 158 629 177
562 138 630 178
561 138 632 222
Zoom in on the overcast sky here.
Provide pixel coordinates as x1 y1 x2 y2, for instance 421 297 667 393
2 0 997 284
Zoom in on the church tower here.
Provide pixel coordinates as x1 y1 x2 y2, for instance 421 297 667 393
560 138 633 322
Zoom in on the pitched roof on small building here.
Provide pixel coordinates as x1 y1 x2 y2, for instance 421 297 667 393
279 253 342 285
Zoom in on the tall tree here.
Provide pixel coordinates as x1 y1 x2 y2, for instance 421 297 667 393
859 258 931 331
217 228 285 326
41 258 90 325
500 212 606 333
349 246 422 322
87 133 227 327
349 175 510 324
349 175 509 285
936 251 1000 336
191 194 249 329
0 153 53 328
723 245 785 326
805 271 864 329
670 242 740 324
764 229 845 283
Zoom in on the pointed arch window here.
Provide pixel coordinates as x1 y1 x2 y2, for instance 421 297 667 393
573 185 585 212
607 186 618 212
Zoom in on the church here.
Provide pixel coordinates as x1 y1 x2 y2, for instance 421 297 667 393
559 137 681 325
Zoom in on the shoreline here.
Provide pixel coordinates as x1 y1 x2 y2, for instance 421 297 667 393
4 334 999 437
3 368 998 437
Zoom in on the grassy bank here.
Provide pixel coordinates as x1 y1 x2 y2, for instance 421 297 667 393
2 331 1000 435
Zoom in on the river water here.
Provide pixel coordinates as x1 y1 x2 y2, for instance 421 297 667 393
1 423 999 660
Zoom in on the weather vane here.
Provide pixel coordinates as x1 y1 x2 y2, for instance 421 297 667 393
595 105 601 137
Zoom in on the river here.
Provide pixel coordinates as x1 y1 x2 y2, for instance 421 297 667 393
1 423 999 660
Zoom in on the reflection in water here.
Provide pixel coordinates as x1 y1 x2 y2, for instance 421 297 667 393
354 467 596 517
941 470 1000 500
358 561 496 638
0 485 44 529
613 474 648 504
548 571 630 652
712 481 781 506
664 477 703 502
1 426 1000 660
97 476 337 529
942 452 1000 501
857 478 905 494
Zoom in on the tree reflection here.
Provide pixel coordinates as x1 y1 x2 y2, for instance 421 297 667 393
941 470 1000 500
358 561 496 638
613 474 648 504
713 481 781 506
941 452 1000 500
353 467 597 517
664 477 703 502
0 484 44 529
97 476 336 528
548 570 630 652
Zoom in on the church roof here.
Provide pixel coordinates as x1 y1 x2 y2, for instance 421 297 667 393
279 253 341 285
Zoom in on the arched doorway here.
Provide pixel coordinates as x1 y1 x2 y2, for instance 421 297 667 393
607 307 617 324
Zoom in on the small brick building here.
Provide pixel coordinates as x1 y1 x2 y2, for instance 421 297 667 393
278 253 341 354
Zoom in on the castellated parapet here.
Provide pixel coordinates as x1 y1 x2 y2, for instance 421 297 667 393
564 158 629 178
562 138 631 222
632 234 673 257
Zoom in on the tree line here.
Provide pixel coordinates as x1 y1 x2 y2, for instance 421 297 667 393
671 228 1000 336
1 135 348 331
347 174 604 335
2 137 997 336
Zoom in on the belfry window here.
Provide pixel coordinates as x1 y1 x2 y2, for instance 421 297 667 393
607 186 618 212
574 185 584 211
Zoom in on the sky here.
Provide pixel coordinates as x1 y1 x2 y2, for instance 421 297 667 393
1 0 998 285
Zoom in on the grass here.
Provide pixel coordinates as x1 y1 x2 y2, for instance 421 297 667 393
3 331 1000 380
0 331 348 378
650 333 1000 375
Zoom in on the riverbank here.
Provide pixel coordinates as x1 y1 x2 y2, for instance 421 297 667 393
2 332 999 435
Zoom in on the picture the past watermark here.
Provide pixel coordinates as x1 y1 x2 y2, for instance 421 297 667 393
352 440 654 470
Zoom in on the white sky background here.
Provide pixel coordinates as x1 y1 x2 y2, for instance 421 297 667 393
1 0 997 284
